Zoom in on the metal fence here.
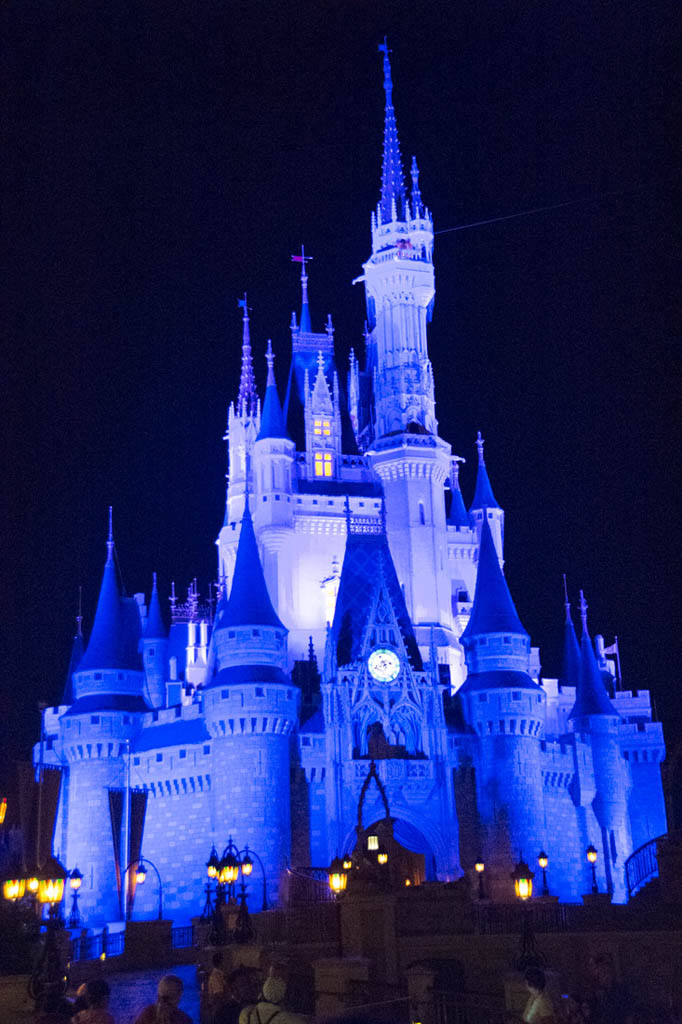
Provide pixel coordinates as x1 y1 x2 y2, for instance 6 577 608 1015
70 929 125 962
625 834 662 898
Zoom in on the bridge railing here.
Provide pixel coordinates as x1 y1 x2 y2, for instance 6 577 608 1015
625 834 665 898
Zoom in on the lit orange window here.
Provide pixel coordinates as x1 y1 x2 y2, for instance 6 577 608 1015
314 419 331 436
314 452 333 477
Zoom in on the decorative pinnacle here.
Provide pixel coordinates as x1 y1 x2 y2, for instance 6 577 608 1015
326 313 334 336
410 155 423 217
76 585 83 637
265 339 275 383
451 457 463 489
106 506 114 565
562 573 571 623
476 431 486 466
152 571 158 591
378 36 405 220
237 294 257 419
579 589 589 633
292 246 313 332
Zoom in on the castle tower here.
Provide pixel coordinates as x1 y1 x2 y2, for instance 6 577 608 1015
458 517 545 896
253 341 296 621
363 43 453 649
140 573 168 709
304 352 343 480
219 298 261 579
569 591 632 900
59 511 147 923
468 432 504 560
204 499 298 905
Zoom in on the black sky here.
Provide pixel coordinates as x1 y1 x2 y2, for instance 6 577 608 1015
2 0 680 786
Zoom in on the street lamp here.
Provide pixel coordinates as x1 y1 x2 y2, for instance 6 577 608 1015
67 867 83 928
328 856 348 895
537 852 549 897
586 844 599 894
342 854 353 872
511 857 534 901
123 856 163 920
474 857 485 900
28 856 68 1003
376 843 388 866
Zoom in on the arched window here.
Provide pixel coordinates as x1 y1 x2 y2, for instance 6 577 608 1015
419 501 425 525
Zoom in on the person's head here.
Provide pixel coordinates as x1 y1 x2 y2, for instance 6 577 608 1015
212 952 223 968
158 974 184 1007
85 979 110 1009
524 967 546 994
262 976 287 1006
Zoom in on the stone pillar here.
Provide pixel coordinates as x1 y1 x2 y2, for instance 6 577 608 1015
406 962 438 1024
339 891 399 985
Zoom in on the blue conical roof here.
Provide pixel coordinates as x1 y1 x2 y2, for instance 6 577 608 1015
447 462 469 528
470 432 499 511
62 630 84 704
257 344 287 441
221 501 285 630
559 586 581 689
144 573 167 639
77 517 143 673
460 516 527 642
569 594 618 719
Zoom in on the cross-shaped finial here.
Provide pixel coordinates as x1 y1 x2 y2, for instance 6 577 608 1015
237 293 251 314
378 36 390 56
291 245 313 269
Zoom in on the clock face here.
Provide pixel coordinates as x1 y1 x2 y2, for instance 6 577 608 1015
367 648 400 683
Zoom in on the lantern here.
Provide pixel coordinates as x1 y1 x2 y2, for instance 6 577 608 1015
328 856 348 894
3 878 26 901
511 858 534 901
206 846 220 880
135 861 148 885
219 849 239 885
537 851 549 897
37 857 67 905
342 854 353 871
474 857 485 875
241 852 254 877
586 843 599 893
377 844 388 866
69 867 83 891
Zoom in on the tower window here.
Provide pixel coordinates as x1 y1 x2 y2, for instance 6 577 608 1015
314 452 333 477
478 694 487 703
179 749 187 759
156 753 163 762
90 716 100 725
314 418 331 436
148 648 155 656
419 502 425 525
512 692 521 700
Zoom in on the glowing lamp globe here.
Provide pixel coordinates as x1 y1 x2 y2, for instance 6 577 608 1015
206 846 220 881
241 853 254 877
26 876 39 894
474 858 485 875
586 844 598 865
328 856 348 894
377 844 388 866
37 858 67 905
135 861 148 886
538 851 548 870
3 878 26 901
69 867 83 891
511 858 534 901
219 850 239 885
342 855 353 871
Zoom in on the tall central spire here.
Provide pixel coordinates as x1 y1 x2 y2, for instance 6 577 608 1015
378 38 405 221
237 294 257 419
291 246 313 333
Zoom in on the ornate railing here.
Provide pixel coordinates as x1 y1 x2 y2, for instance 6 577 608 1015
284 867 335 905
70 929 125 962
625 834 665 898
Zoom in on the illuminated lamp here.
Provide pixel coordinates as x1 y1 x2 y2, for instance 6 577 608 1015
537 851 549 897
0 797 7 824
206 846 220 880
366 834 379 852
3 878 26 901
135 860 148 886
377 844 388 866
474 856 485 900
328 856 347 894
240 852 254 877
27 876 39 894
586 844 599 893
219 850 239 885
511 858 534 901
69 867 83 891
342 854 353 871
405 879 411 887
37 857 67 905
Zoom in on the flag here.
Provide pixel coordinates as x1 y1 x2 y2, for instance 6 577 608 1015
237 297 247 309
604 640 619 655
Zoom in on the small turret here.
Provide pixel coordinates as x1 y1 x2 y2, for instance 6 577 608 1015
569 592 618 721
141 573 168 709
469 432 504 559
257 341 287 441
460 516 531 678
559 575 581 689
62 593 84 704
447 458 469 529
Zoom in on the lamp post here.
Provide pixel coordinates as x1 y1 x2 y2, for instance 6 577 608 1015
474 857 486 900
67 867 83 928
123 855 163 921
28 856 68 1003
511 857 544 971
205 838 264 946
586 844 599 894
537 851 549 898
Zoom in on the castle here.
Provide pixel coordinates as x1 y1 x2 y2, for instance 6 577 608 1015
37 46 667 925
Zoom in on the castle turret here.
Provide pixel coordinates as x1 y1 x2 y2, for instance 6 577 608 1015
447 458 469 529
205 499 297 905
569 591 631 899
141 573 168 709
62 598 84 705
559 575 581 690
458 516 545 895
60 511 146 924
468 432 504 560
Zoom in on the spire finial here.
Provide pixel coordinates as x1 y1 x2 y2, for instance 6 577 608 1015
378 37 405 220
291 246 313 333
152 571 158 591
476 431 485 466
326 313 334 336
237 294 257 418
265 339 275 385
410 155 423 218
562 573 572 623
106 506 114 565
579 589 589 633
76 585 83 637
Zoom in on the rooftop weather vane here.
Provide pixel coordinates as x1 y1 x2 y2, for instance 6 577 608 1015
291 245 313 271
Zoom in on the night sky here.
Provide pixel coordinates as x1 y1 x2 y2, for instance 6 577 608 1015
3 1 680 789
